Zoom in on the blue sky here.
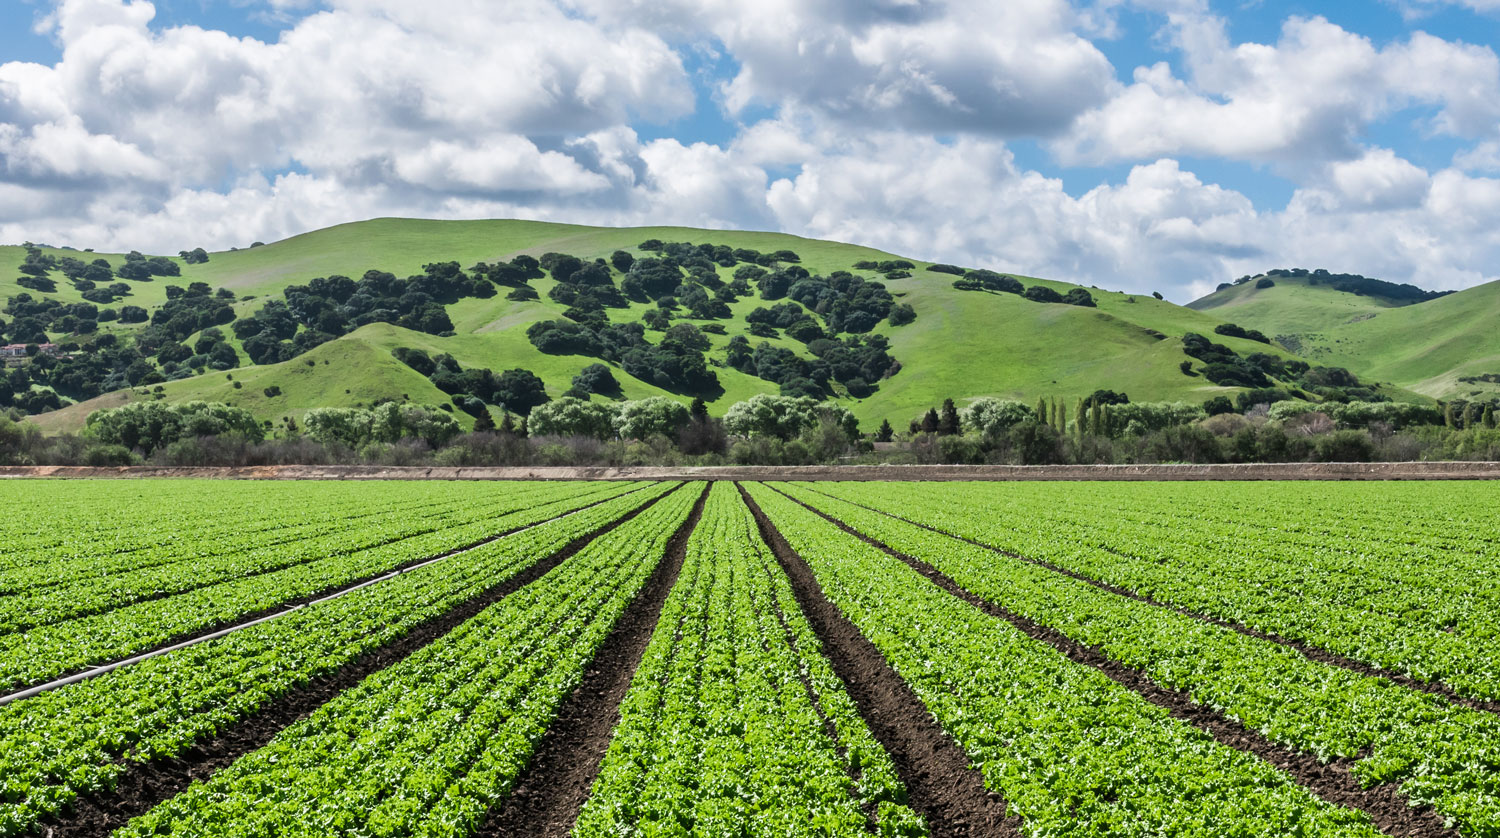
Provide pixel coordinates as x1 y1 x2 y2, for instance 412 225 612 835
3 0 1500 300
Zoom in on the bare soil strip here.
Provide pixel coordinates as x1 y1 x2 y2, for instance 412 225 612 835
803 484 1500 717
37 486 677 838
776 486 1457 838
4 461 1499 481
738 483 1019 838
478 483 709 838
750 552 874 827
2 484 649 706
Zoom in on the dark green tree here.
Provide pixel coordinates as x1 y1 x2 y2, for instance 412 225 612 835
938 398 960 435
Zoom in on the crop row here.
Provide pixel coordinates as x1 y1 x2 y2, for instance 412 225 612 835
0 487 468 595
0 481 605 633
742 483 1377 837
0 480 432 568
112 483 703 838
1036 483 1500 621
0 481 678 838
0 482 637 691
816 480 1500 704
578 482 922 836
1104 481 1500 564
787 482 1500 837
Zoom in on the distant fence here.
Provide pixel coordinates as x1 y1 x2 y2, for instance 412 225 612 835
1 462 1498 481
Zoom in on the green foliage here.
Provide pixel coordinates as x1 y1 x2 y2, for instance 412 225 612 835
613 396 690 440
722 393 856 441
84 400 262 454
787 481 1500 835
1023 285 1064 304
527 396 619 439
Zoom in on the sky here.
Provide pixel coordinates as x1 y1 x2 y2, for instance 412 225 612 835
2 1 1500 301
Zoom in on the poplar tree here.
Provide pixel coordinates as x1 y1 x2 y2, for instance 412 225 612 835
938 398 960 435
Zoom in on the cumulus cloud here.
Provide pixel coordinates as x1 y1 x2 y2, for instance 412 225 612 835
569 0 1117 136
1055 12 1500 166
0 0 694 192
2 0 1500 302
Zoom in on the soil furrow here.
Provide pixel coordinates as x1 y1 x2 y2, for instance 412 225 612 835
35 485 676 838
738 483 1019 838
778 486 1457 838
751 556 876 829
803 484 1500 717
3 484 649 703
478 482 710 838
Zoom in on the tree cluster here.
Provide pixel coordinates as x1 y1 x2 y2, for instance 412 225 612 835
1213 322 1271 344
392 347 549 417
950 268 1095 308
527 317 718 396
85 400 262 455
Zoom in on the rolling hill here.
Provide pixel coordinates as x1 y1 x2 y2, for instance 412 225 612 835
1189 271 1500 401
8 219 1428 435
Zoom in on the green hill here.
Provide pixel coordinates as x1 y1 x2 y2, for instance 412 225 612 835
11 219 1419 435
1189 271 1498 401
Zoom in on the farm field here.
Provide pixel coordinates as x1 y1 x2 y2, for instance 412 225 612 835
0 480 1496 837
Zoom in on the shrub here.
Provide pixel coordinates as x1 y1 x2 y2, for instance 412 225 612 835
1023 285 1064 304
528 397 619 440
614 397 690 440
1313 430 1376 462
960 398 1034 437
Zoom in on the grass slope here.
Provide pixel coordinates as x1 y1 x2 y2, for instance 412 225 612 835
16 218 1416 433
1188 276 1410 348
1189 275 1500 400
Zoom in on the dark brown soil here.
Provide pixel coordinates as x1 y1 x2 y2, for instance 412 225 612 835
738 483 1020 838
34 486 676 838
776 486 1458 838
4 460 1499 481
6 484 652 703
478 483 709 838
751 550 874 826
804 485 1500 717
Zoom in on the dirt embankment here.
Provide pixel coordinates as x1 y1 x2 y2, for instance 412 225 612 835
2 461 1499 481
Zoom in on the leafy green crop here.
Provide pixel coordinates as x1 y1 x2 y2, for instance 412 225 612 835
578 482 923 836
0 481 670 838
0 482 628 690
802 480 1500 837
111 483 702 838
744 483 1380 838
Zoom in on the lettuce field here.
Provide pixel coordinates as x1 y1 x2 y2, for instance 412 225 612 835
1 478 1495 837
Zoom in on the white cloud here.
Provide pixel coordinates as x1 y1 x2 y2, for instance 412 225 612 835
1056 13 1500 166
569 0 1116 136
0 0 694 191
1327 148 1432 210
2 0 1500 304
1455 139 1500 172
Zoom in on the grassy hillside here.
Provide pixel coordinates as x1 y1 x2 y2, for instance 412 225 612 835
16 219 1416 435
1188 275 1408 344
1189 274 1500 400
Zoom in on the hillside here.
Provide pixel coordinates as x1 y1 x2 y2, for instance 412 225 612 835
10 219 1410 435
1189 271 1499 401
